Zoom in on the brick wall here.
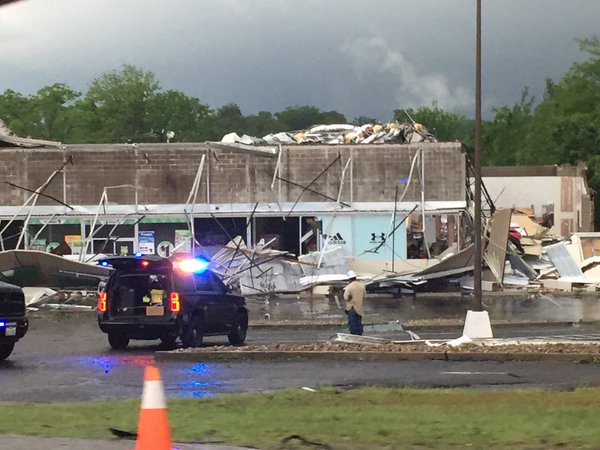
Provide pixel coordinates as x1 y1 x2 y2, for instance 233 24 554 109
0 142 465 208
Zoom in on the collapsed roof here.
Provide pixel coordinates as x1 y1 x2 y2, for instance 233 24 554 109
0 118 62 149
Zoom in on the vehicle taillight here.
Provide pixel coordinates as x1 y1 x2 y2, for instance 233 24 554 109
98 291 107 312
169 292 180 312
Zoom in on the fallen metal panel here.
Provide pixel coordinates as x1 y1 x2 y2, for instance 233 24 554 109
544 242 583 278
418 244 475 276
0 250 111 287
484 208 512 284
209 141 278 157
507 253 538 280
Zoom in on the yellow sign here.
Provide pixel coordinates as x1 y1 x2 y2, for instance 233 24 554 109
64 235 83 254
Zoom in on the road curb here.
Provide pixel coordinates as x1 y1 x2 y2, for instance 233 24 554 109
155 350 600 363
248 321 580 331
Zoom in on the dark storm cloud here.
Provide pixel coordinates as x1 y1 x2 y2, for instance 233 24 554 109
1 0 599 122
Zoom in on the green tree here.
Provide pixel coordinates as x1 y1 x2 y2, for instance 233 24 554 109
482 88 535 165
395 105 474 148
0 89 34 136
351 116 379 126
509 36 600 226
81 65 160 142
275 105 347 131
212 103 247 138
522 37 600 165
0 85 80 142
147 90 212 142
28 84 80 141
245 111 283 137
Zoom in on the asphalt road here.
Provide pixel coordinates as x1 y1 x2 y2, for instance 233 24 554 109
2 312 600 403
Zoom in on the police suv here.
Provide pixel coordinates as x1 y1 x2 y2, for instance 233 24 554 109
97 255 248 349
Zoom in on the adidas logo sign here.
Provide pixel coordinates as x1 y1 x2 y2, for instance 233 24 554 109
324 232 346 245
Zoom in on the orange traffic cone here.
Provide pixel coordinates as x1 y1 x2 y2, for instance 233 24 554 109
135 366 172 450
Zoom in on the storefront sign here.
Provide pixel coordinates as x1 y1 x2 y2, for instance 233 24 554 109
174 229 192 254
157 241 174 258
64 235 83 255
138 231 155 255
29 238 47 252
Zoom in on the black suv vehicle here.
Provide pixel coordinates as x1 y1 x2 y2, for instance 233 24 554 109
0 281 28 361
97 255 248 350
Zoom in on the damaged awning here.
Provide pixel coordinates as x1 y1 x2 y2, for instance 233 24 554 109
0 249 110 287
0 118 62 149
0 201 468 221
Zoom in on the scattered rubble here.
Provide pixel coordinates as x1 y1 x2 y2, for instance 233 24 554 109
222 121 438 146
168 341 600 355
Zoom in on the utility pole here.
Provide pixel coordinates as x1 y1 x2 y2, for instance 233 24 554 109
474 0 483 310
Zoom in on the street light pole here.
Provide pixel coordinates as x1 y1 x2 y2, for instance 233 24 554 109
474 0 483 310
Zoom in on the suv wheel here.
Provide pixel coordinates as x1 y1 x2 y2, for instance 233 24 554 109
0 343 15 361
228 310 248 346
108 333 130 350
181 315 203 348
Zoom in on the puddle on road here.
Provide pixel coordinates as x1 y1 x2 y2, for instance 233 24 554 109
172 363 223 398
77 354 155 374
72 356 225 398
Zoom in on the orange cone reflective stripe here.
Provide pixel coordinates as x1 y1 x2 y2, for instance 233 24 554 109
135 365 172 450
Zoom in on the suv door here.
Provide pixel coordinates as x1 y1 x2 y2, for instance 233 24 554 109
192 272 234 332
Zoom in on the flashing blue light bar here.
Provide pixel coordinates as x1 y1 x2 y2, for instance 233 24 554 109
177 258 209 274
100 261 109 267
0 321 5 328
134 252 143 258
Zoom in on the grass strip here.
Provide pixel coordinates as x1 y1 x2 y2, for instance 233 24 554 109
1 387 600 449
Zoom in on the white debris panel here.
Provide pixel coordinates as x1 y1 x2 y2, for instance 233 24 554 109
221 121 438 146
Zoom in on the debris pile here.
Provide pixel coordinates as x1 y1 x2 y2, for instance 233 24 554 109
171 341 600 355
204 236 351 296
221 121 438 146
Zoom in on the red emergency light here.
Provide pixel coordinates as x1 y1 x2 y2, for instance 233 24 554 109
98 292 107 312
169 292 181 312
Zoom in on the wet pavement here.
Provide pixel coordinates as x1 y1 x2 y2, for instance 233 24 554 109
2 294 600 449
253 292 600 324
2 292 600 403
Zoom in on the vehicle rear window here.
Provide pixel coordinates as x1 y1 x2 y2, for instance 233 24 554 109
114 272 171 293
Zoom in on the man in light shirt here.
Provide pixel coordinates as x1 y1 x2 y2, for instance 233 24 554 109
343 270 366 335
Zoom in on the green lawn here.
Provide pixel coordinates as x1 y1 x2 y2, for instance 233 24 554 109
1 387 600 449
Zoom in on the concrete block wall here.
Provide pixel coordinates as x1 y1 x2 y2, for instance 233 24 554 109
0 141 465 208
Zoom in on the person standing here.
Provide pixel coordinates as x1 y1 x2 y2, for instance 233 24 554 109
343 270 366 335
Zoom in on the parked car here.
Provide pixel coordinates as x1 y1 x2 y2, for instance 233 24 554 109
0 281 29 361
97 255 248 350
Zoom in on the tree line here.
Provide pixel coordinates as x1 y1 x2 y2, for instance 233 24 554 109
1 37 600 223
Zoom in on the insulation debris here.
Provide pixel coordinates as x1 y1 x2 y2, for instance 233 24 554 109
222 121 438 146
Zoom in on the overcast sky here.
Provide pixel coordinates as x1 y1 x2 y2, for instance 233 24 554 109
1 0 599 122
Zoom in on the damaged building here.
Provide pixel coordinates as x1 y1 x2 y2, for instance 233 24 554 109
3 118 600 296
481 164 594 238
0 137 470 275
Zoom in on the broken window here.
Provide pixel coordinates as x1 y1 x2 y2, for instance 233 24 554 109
542 203 555 228
253 217 300 255
194 217 247 247
89 224 135 255
406 212 467 259
300 217 321 255
26 223 83 254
